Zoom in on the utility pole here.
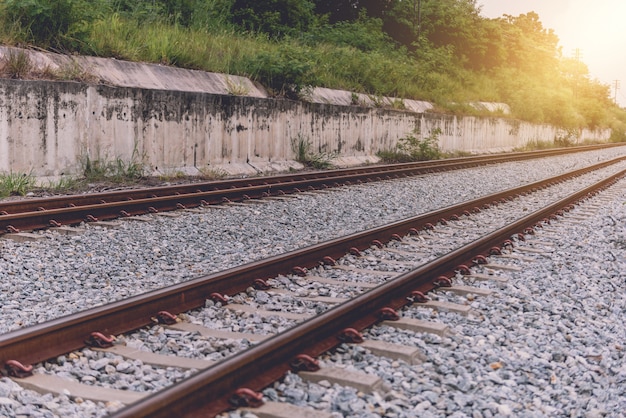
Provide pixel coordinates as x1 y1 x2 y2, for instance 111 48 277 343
614 80 620 105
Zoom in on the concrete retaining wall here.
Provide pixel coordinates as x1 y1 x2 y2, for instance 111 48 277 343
0 78 611 179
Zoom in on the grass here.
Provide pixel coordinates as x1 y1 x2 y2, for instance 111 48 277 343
198 166 228 180
291 134 335 170
0 48 32 79
81 147 146 184
225 76 250 96
378 128 443 163
54 58 97 83
45 176 83 192
0 171 36 197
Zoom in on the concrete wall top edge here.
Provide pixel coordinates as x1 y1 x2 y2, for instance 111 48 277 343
0 46 512 117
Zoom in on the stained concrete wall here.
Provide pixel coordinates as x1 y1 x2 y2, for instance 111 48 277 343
0 78 611 179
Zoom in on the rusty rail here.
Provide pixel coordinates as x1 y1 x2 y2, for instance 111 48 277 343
1 144 622 234
1 158 622 368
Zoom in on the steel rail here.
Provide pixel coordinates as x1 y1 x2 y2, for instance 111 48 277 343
0 144 622 230
112 169 626 418
0 158 622 369
1 155 624 234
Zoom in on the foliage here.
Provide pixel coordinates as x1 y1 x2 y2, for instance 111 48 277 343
242 42 319 98
513 139 557 152
609 129 626 143
230 0 315 38
45 175 82 192
379 128 442 162
0 48 32 78
303 11 391 53
3 0 104 49
0 0 624 129
54 57 96 82
81 147 145 183
197 166 228 179
291 134 335 169
0 171 36 196
225 76 250 95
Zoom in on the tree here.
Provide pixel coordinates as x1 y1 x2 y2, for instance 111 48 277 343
231 0 316 37
496 12 561 74
3 0 103 49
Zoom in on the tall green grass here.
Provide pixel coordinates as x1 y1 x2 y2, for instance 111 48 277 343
0 172 36 197
83 15 473 103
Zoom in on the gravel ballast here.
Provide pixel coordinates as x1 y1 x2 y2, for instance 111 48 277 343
224 179 626 418
1 148 624 333
0 148 625 417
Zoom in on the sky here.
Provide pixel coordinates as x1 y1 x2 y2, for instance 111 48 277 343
478 0 626 107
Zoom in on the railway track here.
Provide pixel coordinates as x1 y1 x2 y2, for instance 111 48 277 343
1 153 624 417
0 144 623 235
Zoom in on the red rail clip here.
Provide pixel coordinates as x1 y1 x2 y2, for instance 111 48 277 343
209 293 228 305
456 264 471 275
155 311 178 325
433 276 452 288
253 279 271 290
5 360 33 378
473 255 488 265
292 266 308 276
229 388 264 408
84 332 114 348
322 256 337 266
338 328 364 343
378 307 400 321
408 291 429 304
290 354 320 372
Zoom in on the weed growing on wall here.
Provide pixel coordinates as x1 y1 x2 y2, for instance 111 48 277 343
225 76 250 96
0 49 32 79
0 171 36 196
45 176 82 192
81 146 146 183
378 128 442 162
291 134 335 169
198 166 228 180
54 58 97 83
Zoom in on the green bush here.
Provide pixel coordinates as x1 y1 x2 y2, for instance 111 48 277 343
0 171 36 197
243 43 319 98
230 0 315 38
291 134 335 169
379 128 442 162
4 0 104 49
0 48 32 78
